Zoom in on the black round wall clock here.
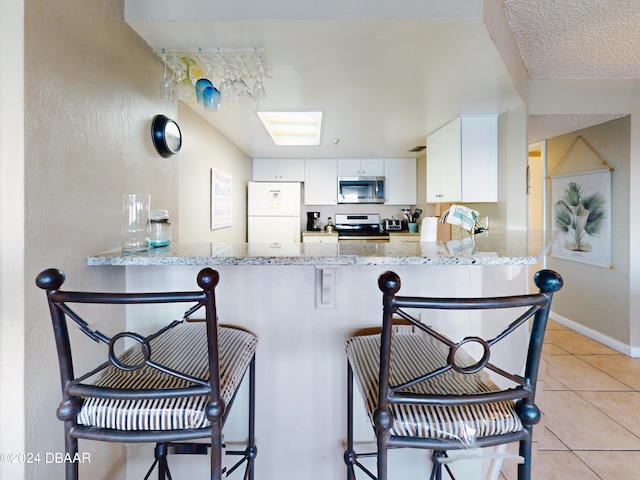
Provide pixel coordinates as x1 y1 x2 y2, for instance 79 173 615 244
151 114 182 158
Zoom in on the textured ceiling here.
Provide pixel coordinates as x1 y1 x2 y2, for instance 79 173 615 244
504 0 638 141
504 0 640 80
528 114 627 143
127 1 636 153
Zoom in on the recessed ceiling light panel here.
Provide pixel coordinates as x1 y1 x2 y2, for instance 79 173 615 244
257 111 323 146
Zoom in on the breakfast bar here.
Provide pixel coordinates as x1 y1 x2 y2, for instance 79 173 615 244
87 229 554 480
88 230 551 268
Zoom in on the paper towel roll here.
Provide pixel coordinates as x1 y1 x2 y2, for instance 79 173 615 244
420 216 438 242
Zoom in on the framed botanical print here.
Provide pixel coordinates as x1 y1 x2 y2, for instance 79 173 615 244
551 169 611 268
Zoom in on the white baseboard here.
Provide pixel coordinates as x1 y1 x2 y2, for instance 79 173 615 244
549 312 640 357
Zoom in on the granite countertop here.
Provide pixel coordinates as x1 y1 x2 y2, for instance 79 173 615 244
87 229 555 267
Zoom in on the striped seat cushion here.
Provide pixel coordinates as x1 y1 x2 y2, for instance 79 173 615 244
346 333 523 446
77 322 257 431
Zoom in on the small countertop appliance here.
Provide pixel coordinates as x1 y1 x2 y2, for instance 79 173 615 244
307 211 321 231
383 219 402 231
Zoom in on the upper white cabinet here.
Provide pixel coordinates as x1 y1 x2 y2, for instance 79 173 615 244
253 158 305 181
426 119 461 202
426 116 497 203
337 158 384 177
384 158 417 205
305 159 338 205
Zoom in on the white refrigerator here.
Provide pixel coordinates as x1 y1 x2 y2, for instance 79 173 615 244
247 182 301 243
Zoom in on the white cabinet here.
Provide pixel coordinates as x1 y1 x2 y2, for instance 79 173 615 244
337 158 384 177
303 157 416 206
304 159 338 205
389 233 420 243
384 158 416 205
253 158 305 181
302 233 338 243
426 119 461 203
426 116 497 203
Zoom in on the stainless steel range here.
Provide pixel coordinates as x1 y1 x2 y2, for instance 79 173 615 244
334 213 389 242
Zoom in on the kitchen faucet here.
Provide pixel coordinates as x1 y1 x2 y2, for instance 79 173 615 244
440 206 486 234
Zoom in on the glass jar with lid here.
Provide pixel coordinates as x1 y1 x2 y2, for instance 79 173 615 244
149 209 171 247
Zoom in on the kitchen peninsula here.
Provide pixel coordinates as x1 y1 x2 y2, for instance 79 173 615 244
88 229 552 267
87 229 554 480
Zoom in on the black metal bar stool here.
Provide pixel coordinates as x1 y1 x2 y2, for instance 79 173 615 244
36 267 258 480
344 269 562 480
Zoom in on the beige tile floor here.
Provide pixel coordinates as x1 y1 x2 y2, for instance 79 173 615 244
499 321 640 480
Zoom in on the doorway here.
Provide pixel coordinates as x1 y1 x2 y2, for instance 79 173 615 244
527 141 546 231
527 141 546 289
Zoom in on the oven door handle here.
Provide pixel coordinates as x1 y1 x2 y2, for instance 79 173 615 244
338 236 390 243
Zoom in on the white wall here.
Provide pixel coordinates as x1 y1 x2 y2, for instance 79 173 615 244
474 0 530 231
529 79 640 353
0 1 26 479
177 106 252 242
125 0 484 22
546 117 631 347
482 0 528 104
22 0 182 477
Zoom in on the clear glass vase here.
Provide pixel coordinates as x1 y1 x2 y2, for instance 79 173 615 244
121 194 151 253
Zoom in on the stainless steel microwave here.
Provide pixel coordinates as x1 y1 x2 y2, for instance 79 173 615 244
337 176 385 204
